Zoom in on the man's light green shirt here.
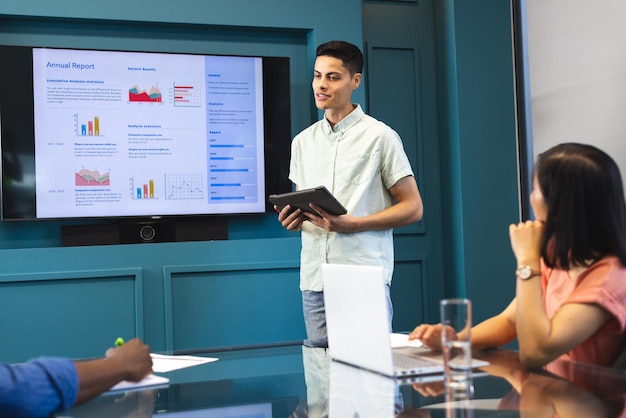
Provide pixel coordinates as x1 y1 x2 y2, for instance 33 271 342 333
289 105 415 291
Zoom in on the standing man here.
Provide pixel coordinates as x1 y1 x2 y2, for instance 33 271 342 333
276 40 423 348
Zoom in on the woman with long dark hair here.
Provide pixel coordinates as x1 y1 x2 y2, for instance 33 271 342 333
410 143 626 368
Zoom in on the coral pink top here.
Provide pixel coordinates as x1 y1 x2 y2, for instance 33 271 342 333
542 256 626 366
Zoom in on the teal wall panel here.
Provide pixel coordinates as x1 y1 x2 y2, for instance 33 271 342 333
367 44 424 236
452 0 519 322
435 0 519 323
390 258 427 333
0 269 142 362
0 238 303 361
0 0 357 32
363 0 447 326
164 262 302 351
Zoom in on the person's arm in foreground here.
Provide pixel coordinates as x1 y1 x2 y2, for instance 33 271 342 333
0 357 78 417
304 175 423 233
75 338 153 405
0 338 152 417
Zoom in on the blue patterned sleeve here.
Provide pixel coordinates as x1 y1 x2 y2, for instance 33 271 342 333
0 357 79 418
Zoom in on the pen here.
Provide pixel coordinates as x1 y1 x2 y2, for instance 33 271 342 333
115 337 125 347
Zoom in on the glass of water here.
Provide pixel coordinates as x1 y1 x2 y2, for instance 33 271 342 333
440 298 474 399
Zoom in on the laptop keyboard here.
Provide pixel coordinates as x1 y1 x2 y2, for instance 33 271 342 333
393 351 441 369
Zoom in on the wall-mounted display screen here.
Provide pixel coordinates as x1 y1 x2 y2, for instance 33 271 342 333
0 45 292 221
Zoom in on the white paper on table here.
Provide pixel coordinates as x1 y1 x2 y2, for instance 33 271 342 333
108 374 170 393
389 332 423 348
150 353 219 373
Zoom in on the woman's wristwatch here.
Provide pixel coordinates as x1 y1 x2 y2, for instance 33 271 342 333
516 265 541 280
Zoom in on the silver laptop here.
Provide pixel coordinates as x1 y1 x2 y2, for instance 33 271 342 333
322 263 488 379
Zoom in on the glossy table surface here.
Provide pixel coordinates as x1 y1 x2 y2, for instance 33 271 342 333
58 344 626 417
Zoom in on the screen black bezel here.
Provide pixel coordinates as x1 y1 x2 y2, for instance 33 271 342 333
0 45 292 221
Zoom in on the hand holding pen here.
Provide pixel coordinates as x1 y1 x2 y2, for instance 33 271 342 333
106 337 153 382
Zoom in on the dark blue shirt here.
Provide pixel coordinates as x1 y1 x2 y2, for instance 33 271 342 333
0 357 78 418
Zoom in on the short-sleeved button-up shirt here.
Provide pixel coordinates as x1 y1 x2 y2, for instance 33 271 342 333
289 105 415 291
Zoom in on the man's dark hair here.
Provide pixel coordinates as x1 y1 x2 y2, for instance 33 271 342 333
535 142 626 269
316 40 363 76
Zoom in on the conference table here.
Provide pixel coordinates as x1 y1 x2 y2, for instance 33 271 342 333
59 343 626 417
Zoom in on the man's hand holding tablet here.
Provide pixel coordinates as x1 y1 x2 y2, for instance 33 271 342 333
269 186 347 216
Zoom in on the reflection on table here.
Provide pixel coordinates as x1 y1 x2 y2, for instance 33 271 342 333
60 390 156 418
58 344 626 417
328 354 401 417
405 349 626 417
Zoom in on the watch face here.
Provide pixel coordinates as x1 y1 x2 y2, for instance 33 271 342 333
517 266 530 279
517 266 536 280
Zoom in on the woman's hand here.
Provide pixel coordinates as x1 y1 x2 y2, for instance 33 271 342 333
509 220 543 269
408 324 457 352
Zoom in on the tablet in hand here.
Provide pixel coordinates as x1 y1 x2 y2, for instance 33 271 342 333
269 186 347 216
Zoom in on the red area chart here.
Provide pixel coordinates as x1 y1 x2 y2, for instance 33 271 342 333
75 169 110 186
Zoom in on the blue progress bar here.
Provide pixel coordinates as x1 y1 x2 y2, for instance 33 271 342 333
210 196 245 200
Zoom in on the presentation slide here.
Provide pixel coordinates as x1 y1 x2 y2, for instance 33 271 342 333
31 48 265 218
